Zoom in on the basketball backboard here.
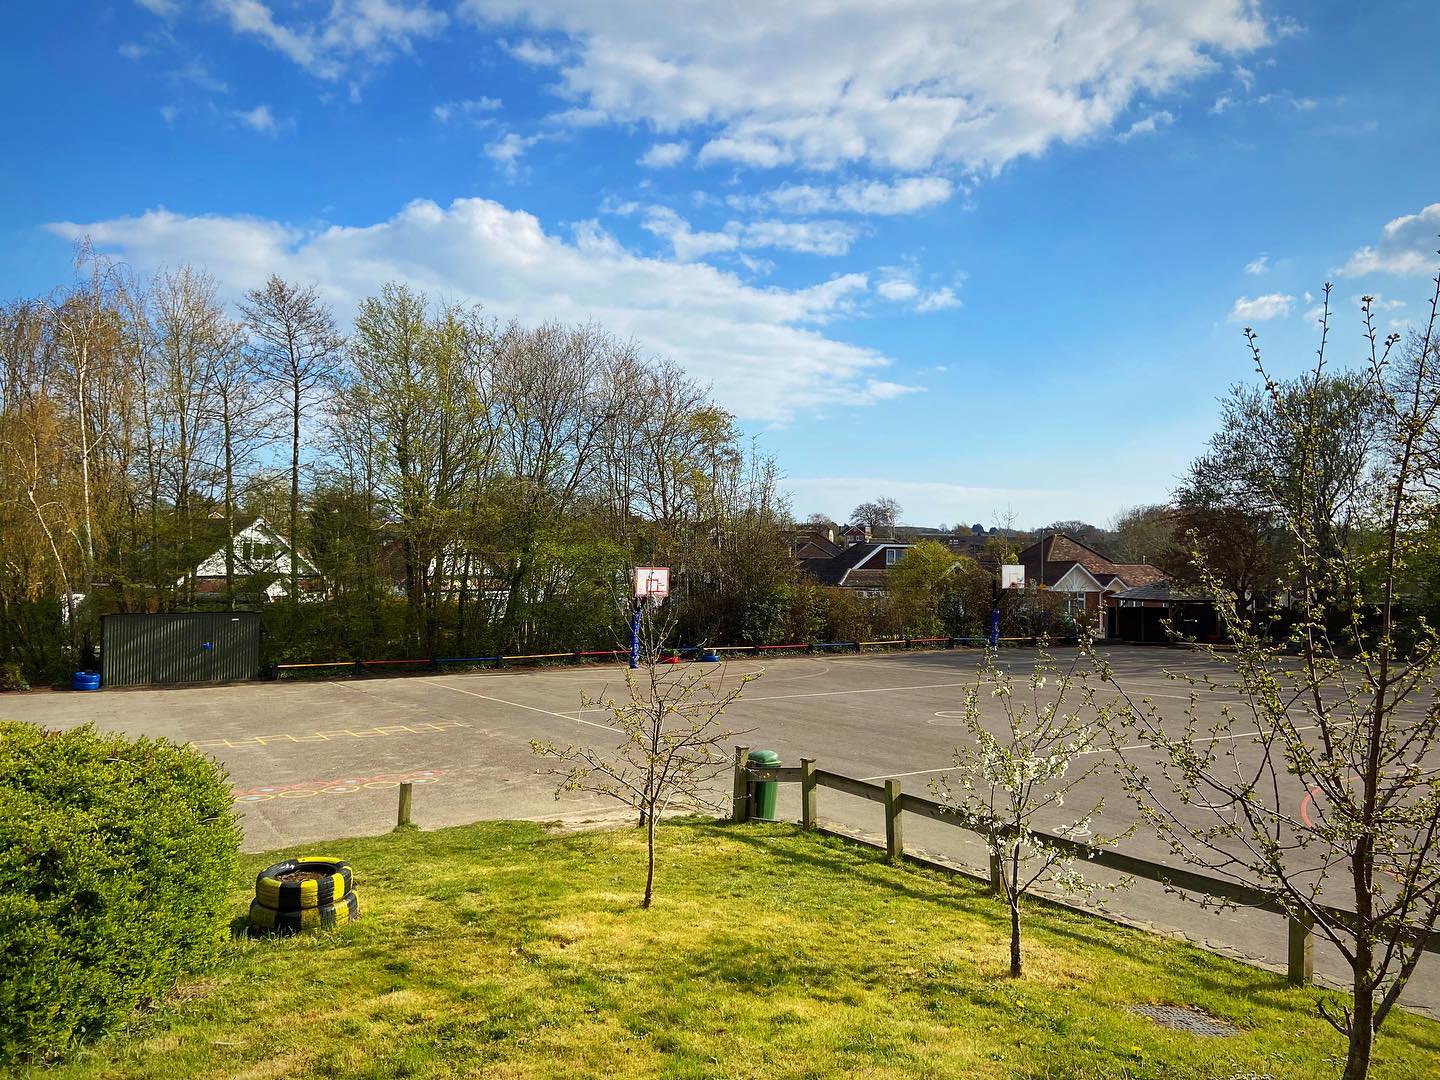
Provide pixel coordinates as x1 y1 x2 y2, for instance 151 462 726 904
634 567 670 599
1001 564 1025 590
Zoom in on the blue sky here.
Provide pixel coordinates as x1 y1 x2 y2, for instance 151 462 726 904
4 1 1438 528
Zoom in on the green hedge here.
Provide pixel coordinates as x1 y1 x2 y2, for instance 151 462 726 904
0 722 241 1064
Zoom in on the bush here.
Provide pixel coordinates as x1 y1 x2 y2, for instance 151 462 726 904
0 722 241 1064
1 662 29 691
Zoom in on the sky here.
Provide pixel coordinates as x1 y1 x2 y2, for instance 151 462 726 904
3 1 1438 529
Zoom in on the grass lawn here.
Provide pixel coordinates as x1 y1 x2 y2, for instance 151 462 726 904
24 819 1440 1080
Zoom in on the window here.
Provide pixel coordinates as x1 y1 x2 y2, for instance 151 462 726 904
885 547 901 566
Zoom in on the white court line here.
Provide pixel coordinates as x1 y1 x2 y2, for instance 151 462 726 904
859 766 955 782
858 717 1380 783
432 682 621 733
741 679 975 703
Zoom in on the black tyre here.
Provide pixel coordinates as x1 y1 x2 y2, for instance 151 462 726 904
249 890 359 935
254 858 353 912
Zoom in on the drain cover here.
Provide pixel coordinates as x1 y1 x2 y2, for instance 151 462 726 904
1128 1004 1240 1037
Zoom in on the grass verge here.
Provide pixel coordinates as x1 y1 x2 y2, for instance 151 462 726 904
23 819 1440 1079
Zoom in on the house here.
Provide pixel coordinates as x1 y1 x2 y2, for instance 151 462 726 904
795 526 914 597
1016 534 1167 636
184 517 325 601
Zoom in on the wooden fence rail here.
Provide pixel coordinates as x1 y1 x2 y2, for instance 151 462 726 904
732 753 1440 987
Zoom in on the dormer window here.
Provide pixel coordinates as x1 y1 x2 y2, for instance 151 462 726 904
885 547 901 567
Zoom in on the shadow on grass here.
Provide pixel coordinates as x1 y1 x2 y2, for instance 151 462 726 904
709 819 1356 1021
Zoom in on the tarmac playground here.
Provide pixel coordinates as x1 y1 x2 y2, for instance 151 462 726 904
6 644 1436 1014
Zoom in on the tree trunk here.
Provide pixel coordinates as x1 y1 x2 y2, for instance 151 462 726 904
1009 896 1022 978
642 804 657 909
290 370 300 604
223 409 235 611
1343 976 1374 1080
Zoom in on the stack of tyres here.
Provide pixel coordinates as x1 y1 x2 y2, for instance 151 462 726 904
248 857 359 935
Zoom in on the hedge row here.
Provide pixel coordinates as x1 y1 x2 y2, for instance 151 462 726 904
0 722 241 1064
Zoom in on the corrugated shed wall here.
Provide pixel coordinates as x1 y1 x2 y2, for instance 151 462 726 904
100 612 261 687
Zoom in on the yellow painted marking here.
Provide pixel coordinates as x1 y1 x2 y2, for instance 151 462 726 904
190 719 468 752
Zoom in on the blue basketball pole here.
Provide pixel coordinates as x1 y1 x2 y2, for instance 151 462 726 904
629 597 645 669
989 606 1000 648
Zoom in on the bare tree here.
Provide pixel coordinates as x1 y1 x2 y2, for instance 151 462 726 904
240 276 342 601
38 242 130 609
150 267 226 603
204 323 277 606
531 602 759 908
1099 276 1440 1080
850 496 901 535
936 644 1118 976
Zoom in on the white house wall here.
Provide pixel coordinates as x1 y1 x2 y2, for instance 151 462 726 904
1050 564 1105 594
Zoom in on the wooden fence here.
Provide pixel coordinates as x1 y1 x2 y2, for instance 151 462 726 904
731 748 1440 987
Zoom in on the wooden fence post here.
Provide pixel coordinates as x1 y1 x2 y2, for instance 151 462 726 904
801 758 817 830
884 779 903 862
989 849 1003 895
397 781 413 828
732 745 751 823
1287 912 1313 986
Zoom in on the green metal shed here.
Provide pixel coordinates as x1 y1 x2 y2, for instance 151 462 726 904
100 612 261 687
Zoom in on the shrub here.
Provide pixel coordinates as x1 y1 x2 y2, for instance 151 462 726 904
1 662 29 691
0 722 241 1064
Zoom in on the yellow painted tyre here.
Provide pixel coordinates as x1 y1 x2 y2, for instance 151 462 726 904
254 858 353 912
249 890 359 935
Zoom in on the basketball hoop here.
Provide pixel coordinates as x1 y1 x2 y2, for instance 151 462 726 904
633 567 670 600
1001 564 1026 590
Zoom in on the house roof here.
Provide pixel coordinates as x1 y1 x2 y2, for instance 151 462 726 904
1018 533 1166 592
791 529 842 560
796 540 912 588
1113 584 1208 603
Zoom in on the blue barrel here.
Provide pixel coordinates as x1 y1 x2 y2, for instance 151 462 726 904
71 671 101 691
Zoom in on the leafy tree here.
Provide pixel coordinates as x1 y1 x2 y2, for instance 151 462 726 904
1037 519 1112 552
1101 284 1440 1080
1107 504 1176 566
531 603 759 907
937 645 1117 977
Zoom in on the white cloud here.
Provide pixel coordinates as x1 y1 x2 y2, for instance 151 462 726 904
746 176 954 216
485 131 541 174
877 279 919 302
1230 293 1294 322
740 219 860 256
461 1 1267 173
915 286 961 312
784 476 1062 525
641 208 861 259
505 38 562 65
1116 109 1174 142
641 207 739 261
48 198 914 422
213 0 447 80
1339 203 1440 277
135 0 179 14
1243 253 1269 274
638 141 690 168
234 104 280 135
875 271 961 313
433 97 503 122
